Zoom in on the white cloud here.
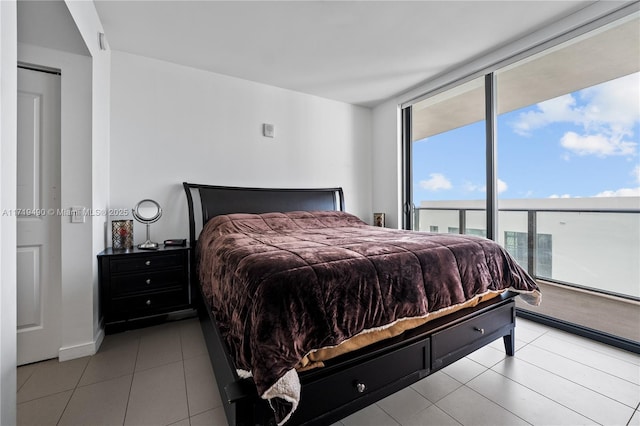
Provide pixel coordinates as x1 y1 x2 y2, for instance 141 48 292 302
463 178 507 194
511 72 640 158
594 187 640 197
633 165 640 184
497 178 508 194
560 132 636 157
513 94 580 136
579 73 640 132
463 181 482 192
419 173 452 191
549 194 572 199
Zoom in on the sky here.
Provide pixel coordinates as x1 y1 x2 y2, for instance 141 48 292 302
412 72 640 204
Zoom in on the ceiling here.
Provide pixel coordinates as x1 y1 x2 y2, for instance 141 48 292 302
17 0 89 58
411 13 640 141
19 1 616 107
90 0 603 107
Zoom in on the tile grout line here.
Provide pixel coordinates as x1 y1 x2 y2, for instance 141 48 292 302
435 402 465 426
531 327 640 410
440 352 539 425
543 329 640 366
438 384 534 426
375 386 428 425
15 362 40 404
15 365 37 394
414 378 464 405
128 326 185 374
16 388 57 404
487 357 616 425
55 356 92 426
522 341 640 409
530 333 640 386
180 324 193 423
178 319 223 422
627 402 640 426
122 335 142 426
407 402 463 426
437 326 618 426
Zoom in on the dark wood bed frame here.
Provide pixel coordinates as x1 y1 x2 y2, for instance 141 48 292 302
183 182 517 426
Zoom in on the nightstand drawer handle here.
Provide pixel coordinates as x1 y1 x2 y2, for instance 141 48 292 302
355 382 366 393
474 327 485 334
145 260 151 266
145 299 152 306
146 279 151 285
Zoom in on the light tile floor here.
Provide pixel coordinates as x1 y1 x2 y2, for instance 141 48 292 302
16 317 640 426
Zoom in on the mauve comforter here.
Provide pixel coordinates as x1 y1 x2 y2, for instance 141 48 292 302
197 211 541 424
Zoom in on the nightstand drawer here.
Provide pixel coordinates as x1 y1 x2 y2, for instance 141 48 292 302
111 289 189 317
110 252 184 273
111 269 185 296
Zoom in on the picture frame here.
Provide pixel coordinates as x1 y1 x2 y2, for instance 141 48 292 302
112 219 134 250
374 212 385 227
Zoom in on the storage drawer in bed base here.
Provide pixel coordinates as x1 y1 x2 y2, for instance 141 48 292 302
431 300 515 370
291 338 429 424
199 291 517 426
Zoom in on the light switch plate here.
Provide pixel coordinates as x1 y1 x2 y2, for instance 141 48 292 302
263 123 275 138
70 206 85 223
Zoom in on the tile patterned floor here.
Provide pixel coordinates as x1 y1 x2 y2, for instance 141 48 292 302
16 317 640 425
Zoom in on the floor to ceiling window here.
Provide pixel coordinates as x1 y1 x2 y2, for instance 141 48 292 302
409 76 487 235
495 14 639 300
403 9 639 345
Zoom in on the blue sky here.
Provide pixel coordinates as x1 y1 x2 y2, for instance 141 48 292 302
412 72 640 203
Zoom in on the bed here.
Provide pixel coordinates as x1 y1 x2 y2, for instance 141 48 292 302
183 182 541 426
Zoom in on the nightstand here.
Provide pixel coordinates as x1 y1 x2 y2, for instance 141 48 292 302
98 245 192 333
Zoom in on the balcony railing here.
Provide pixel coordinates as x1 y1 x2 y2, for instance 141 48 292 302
414 206 640 301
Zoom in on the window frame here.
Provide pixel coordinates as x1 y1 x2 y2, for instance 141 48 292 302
401 4 639 234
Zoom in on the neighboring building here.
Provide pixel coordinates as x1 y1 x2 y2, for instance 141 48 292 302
417 197 640 298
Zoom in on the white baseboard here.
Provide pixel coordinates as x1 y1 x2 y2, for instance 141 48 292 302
58 327 105 362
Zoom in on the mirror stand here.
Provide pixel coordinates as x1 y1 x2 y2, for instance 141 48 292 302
138 223 158 249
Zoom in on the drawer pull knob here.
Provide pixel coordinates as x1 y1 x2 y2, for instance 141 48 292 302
145 299 152 306
355 382 366 393
145 260 151 266
474 327 485 334
146 279 151 285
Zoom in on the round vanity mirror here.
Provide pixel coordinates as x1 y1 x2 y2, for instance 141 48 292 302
133 199 162 224
133 199 162 249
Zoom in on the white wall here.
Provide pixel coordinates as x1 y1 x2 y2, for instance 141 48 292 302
109 51 372 243
371 100 401 229
0 2 17 423
64 0 111 356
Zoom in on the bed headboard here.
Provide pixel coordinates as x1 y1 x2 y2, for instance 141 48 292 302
182 182 345 246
